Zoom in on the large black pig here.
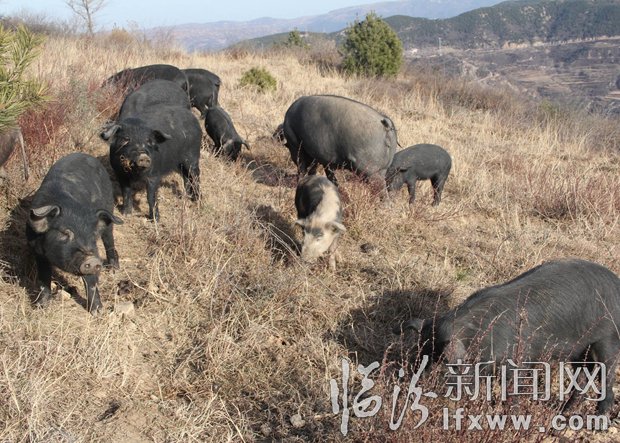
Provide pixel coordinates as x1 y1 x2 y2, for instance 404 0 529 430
26 153 122 313
394 258 620 414
103 64 188 94
283 95 398 187
101 104 202 221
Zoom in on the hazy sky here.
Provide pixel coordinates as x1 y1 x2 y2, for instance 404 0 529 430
1 0 385 29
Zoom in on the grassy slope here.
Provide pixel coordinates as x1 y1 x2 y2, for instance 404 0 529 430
0 35 618 442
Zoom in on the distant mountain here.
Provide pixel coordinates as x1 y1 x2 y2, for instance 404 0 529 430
236 0 620 50
386 0 620 49
231 0 620 115
150 0 504 51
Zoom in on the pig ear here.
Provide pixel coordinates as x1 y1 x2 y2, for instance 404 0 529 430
96 209 123 225
100 123 120 141
152 129 171 144
392 318 425 335
329 221 346 233
29 205 60 233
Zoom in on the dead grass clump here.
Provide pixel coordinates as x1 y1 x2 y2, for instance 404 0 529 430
223 46 251 61
18 103 67 164
103 28 140 51
522 164 620 224
403 64 528 117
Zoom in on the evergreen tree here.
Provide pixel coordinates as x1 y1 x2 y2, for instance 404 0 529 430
0 25 47 133
342 12 403 77
285 29 308 49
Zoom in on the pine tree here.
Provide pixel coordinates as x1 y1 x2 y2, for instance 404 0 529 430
285 29 308 49
342 13 403 77
0 25 47 133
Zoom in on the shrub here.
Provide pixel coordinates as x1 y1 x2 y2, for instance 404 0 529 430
103 27 137 49
239 67 277 93
284 29 308 49
342 12 403 77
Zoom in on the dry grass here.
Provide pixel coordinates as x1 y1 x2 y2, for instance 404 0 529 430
0 33 618 442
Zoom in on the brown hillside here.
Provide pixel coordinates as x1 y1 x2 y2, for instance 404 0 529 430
0 35 618 442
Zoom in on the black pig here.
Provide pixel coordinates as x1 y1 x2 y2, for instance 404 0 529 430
27 153 122 313
101 104 202 221
103 64 188 94
118 79 190 117
283 95 398 187
394 258 620 414
182 68 221 115
204 106 249 161
386 144 451 206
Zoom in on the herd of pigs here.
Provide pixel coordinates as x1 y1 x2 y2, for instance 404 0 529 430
11 63 620 415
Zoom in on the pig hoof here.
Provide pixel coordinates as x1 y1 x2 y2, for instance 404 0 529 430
328 255 338 271
106 258 120 270
34 288 52 308
88 304 104 315
34 298 50 308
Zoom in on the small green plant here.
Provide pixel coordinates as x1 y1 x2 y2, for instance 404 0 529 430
455 267 470 282
342 12 403 77
0 24 48 133
239 67 277 93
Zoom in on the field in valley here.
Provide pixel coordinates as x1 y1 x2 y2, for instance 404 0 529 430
0 33 619 442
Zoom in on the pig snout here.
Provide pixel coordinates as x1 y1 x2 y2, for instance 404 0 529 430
136 152 151 169
300 249 319 264
80 256 103 275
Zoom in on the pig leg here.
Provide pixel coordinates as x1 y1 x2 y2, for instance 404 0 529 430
181 162 200 201
406 180 417 206
431 175 447 206
146 177 161 221
325 166 339 187
120 180 134 215
297 151 317 179
82 274 103 313
563 340 620 415
101 225 119 269
561 353 590 412
369 171 389 201
34 255 53 307
591 339 620 414
307 163 318 175
327 237 340 271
